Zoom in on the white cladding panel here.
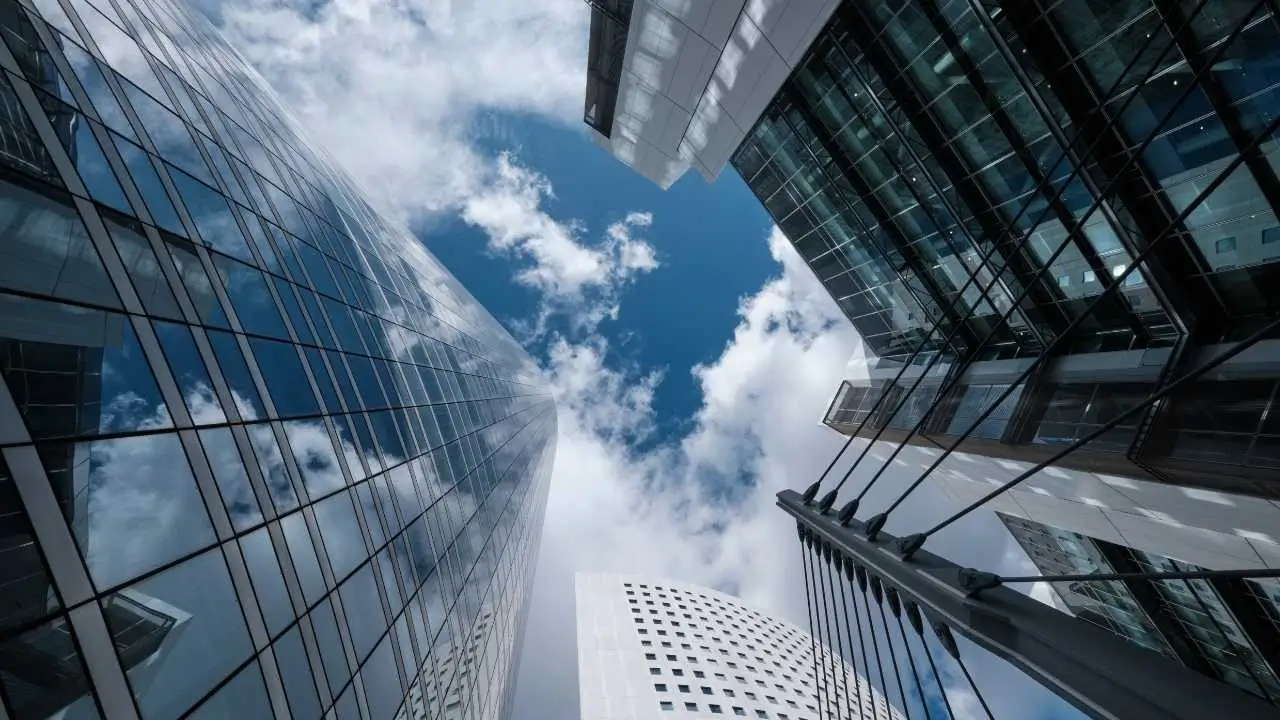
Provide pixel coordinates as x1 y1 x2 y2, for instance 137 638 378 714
596 0 839 189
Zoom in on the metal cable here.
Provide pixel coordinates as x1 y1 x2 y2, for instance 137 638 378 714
839 561 870 717
892 137 1280 532
924 311 1280 538
842 562 877 719
871 580 914 720
915 629 956 720
857 571 892 718
890 594 929 718
953 648 995 720
815 546 846 717
801 0 1223 506
821 551 855 717
801 532 829 714
998 567 1280 584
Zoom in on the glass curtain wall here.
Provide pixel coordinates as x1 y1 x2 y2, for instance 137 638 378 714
0 0 556 718
735 0 1280 481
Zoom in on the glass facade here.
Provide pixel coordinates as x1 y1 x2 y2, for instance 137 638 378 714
738 0 1280 493
0 0 556 718
1002 513 1280 706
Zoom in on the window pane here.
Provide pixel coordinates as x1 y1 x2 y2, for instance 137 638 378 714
314 488 365 580
104 549 251 719
0 615 100 719
239 527 293 637
309 598 350 697
249 337 318 417
109 219 182 320
0 178 119 308
47 433 214 589
186 659 272 720
211 256 288 339
198 427 262 531
153 320 223 422
281 510 325 605
273 624 321 720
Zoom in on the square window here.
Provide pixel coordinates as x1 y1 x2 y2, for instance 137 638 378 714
673 669 685 677
655 684 668 692
649 668 661 676
685 703 698 711
1216 236 1238 254
645 653 656 660
1083 270 1097 283
710 705 723 714
755 711 768 719
642 641 652 647
734 708 747 717
694 671 705 678
1264 227 1280 244
660 701 674 711
702 687 713 695
678 684 691 693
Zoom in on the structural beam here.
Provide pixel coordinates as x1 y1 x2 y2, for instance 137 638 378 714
778 489 1279 720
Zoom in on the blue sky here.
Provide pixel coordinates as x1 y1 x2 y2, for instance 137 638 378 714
202 1 1081 717
424 116 778 444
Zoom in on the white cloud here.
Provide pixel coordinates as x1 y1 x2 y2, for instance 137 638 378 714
460 154 660 335
513 227 1073 719
194 2 1068 715
211 0 587 226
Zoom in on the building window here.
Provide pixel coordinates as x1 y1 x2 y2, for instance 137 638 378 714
685 703 698 711
655 684 668 692
673 669 684 677
645 653 656 660
1215 236 1237 253
702 686 713 695
678 684 691 693
650 668 661 675
755 712 768 719
660 701 674 711
1083 270 1097 283
734 708 747 717
1056 274 1070 287
710 705 724 714
1264 227 1280 244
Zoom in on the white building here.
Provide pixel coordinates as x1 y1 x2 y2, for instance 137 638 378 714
584 0 840 189
575 572 901 720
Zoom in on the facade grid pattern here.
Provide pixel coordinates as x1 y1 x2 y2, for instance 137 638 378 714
575 573 902 720
0 0 556 718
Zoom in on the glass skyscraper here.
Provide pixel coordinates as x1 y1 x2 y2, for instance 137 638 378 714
728 0 1280 495
0 0 556 718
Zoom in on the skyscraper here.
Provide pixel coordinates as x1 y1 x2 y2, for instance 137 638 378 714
0 0 555 718
575 572 902 720
585 0 1280 496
